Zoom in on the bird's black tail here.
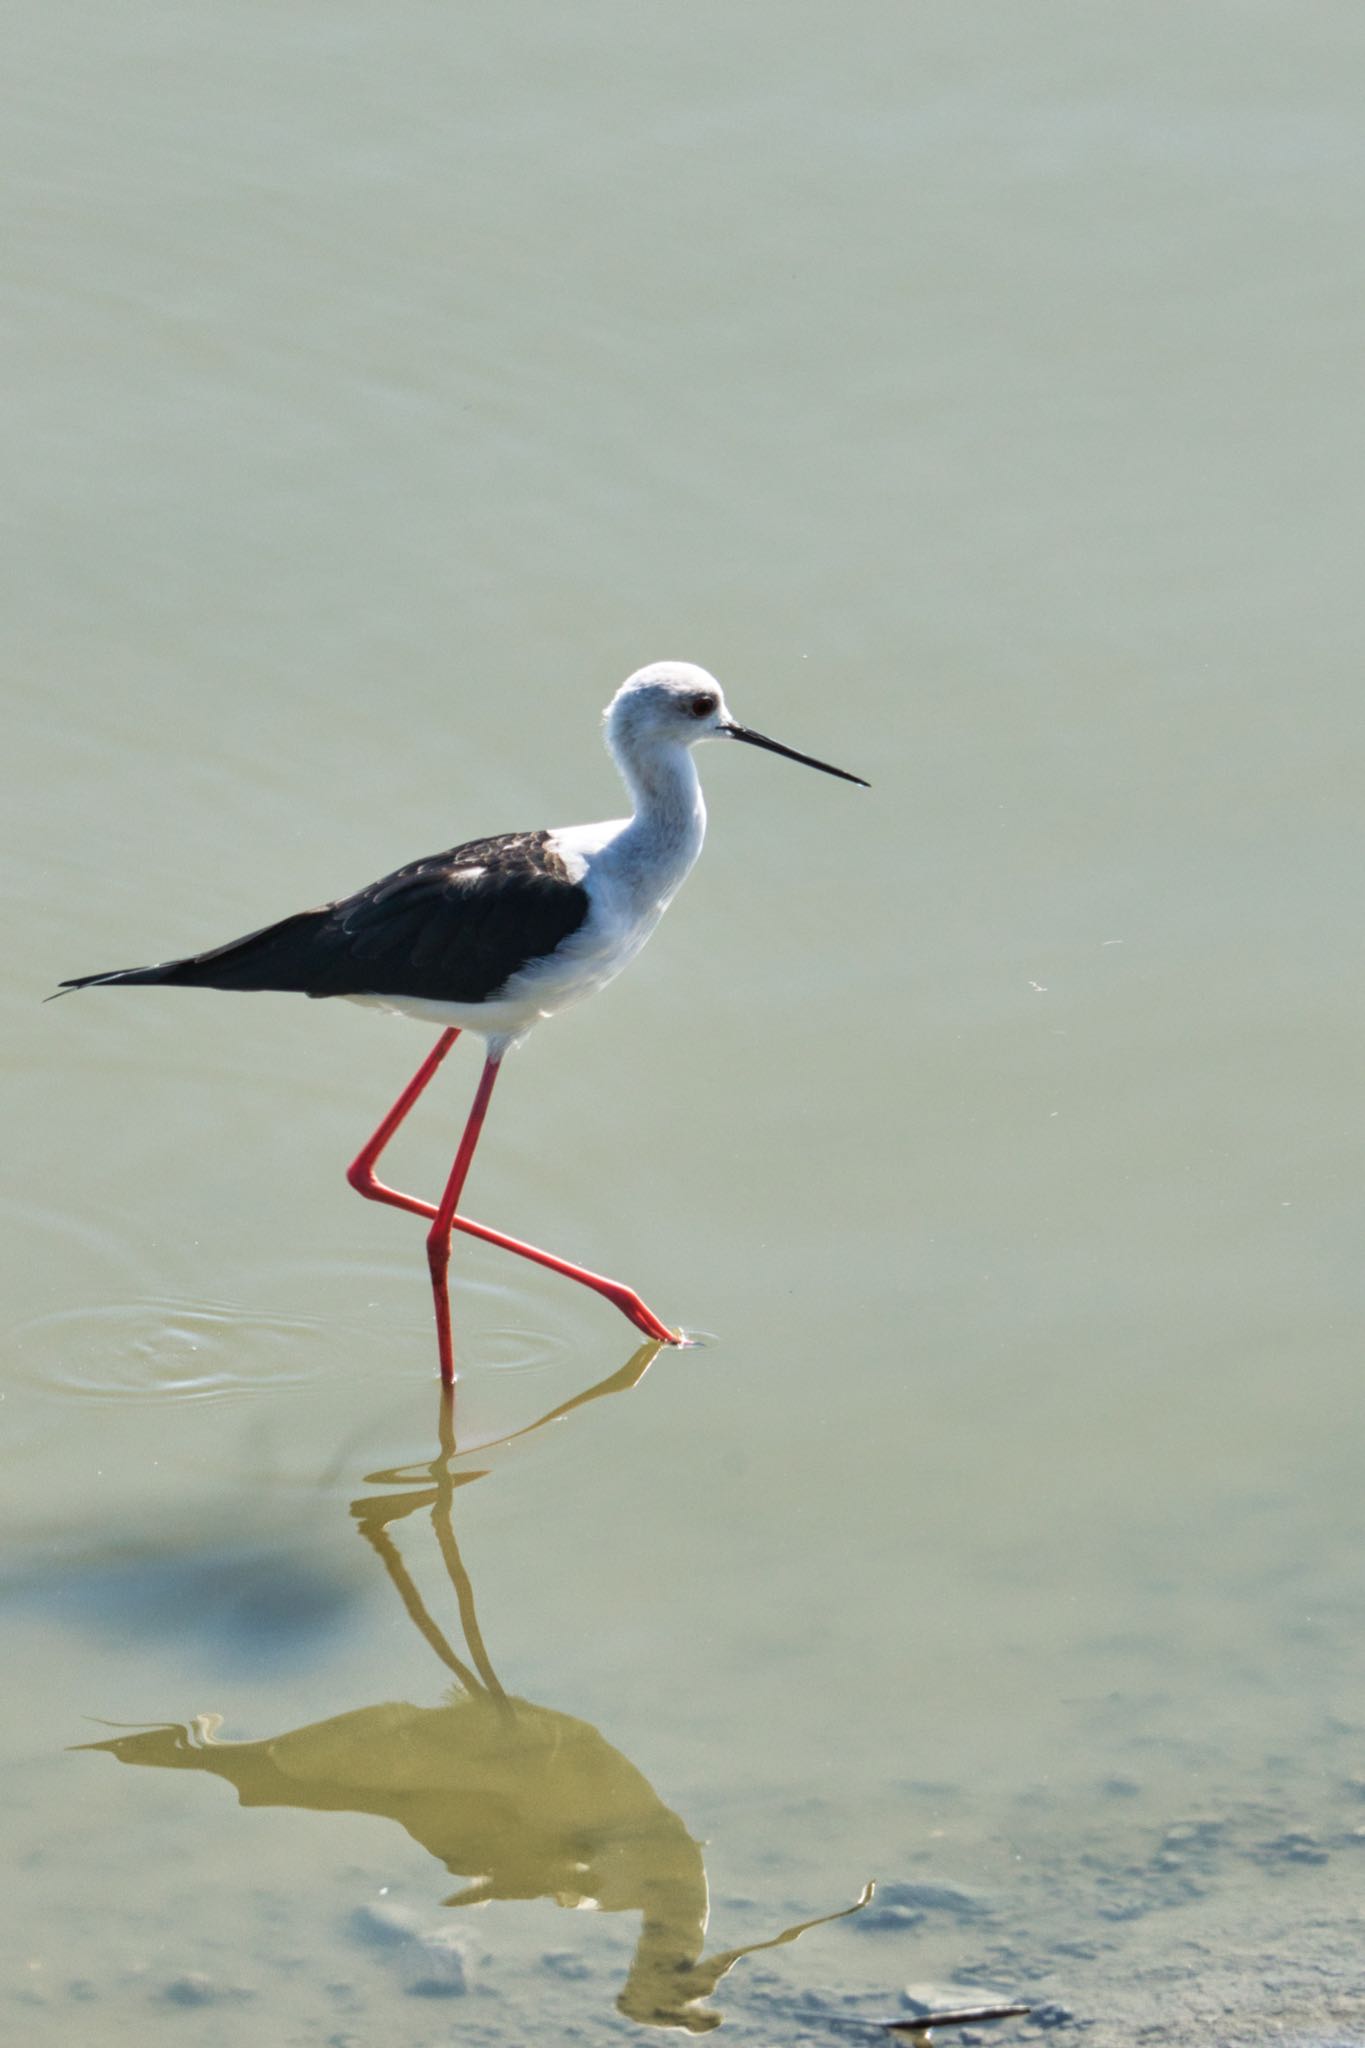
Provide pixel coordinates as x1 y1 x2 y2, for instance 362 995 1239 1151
51 909 335 1001
50 962 191 997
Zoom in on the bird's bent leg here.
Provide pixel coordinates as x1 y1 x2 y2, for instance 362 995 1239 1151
347 1028 461 1209
427 1053 503 1386
345 1028 679 1352
361 1187 679 1348
445 1218 680 1346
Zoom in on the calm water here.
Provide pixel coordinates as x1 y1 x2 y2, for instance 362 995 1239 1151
5 5 1365 2042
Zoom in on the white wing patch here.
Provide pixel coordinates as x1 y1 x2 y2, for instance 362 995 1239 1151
545 818 626 887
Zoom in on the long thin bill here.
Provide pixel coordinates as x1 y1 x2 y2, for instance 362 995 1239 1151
722 722 870 787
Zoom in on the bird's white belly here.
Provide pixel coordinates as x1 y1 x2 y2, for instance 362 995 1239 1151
346 893 662 1050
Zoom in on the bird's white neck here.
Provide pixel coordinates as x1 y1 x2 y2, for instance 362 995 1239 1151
609 733 707 906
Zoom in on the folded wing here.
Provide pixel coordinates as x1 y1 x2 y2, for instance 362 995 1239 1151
56 830 592 1007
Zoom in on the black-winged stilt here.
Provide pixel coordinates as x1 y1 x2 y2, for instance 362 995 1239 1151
56 661 868 1382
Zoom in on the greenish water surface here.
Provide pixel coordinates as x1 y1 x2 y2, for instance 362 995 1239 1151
4 6 1364 2043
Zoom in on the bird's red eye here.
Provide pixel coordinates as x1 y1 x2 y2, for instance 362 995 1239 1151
689 694 716 718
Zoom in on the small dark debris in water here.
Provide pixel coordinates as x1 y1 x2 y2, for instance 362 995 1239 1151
853 1904 926 1932
1251 1831 1329 1866
883 2006 1032 2037
1099 1777 1142 1799
877 1881 992 1922
784 2010 1030 2042
405 1954 467 1999
1028 2002 1076 2029
539 1949 592 1980
162 1973 252 2007
950 1959 1027 1988
349 1901 424 1948
1095 1893 1150 1922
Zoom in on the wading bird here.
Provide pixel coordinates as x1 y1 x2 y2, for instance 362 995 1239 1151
57 662 867 1381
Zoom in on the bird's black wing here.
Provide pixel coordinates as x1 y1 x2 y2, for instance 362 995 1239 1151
56 830 592 1006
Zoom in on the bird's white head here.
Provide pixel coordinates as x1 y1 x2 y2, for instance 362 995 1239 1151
604 660 870 788
603 662 733 758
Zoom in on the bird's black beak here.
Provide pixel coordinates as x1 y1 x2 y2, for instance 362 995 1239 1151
720 722 870 788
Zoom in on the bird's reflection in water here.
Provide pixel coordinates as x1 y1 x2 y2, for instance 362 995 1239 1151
81 1341 870 2031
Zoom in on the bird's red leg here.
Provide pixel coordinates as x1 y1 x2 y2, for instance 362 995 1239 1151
347 1028 680 1358
446 1216 680 1346
425 1053 503 1385
346 1028 461 1204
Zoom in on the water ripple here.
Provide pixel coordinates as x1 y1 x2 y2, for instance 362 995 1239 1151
12 1296 326 1404
465 1321 576 1375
